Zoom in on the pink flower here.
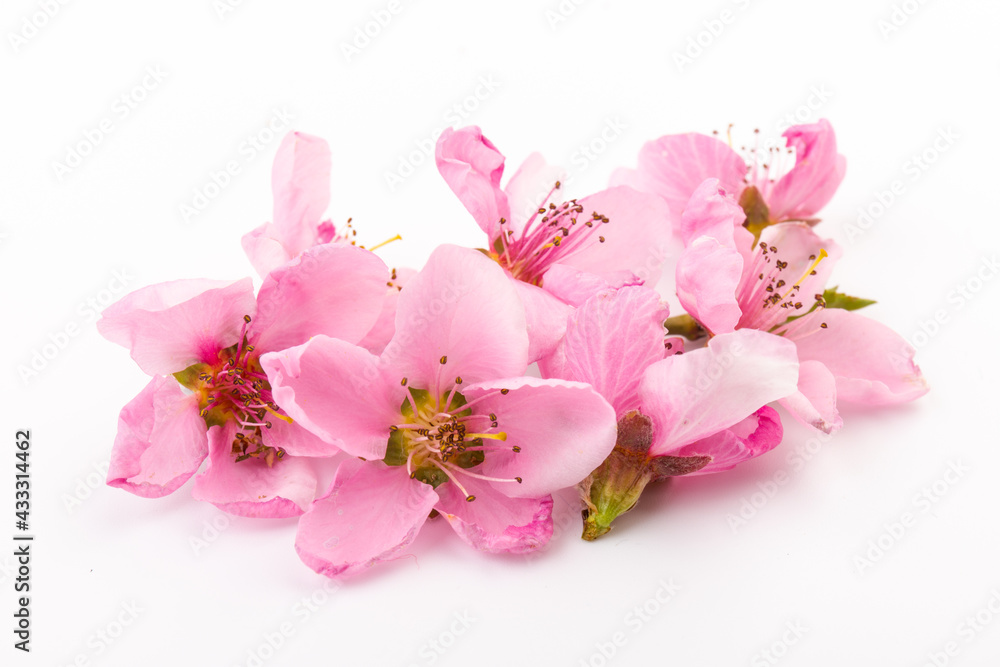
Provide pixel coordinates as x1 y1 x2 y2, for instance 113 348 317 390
674 179 929 433
435 125 672 359
542 285 799 538
614 119 846 235
261 245 618 577
98 244 391 517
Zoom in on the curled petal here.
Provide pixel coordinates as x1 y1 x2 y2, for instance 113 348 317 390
107 376 208 498
778 359 843 434
435 126 510 242
768 119 846 222
670 406 784 475
271 131 332 258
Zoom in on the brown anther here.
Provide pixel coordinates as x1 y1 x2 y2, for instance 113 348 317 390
440 356 448 365
500 389 509 395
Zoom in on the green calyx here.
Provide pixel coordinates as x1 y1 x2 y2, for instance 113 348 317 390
664 313 705 341
739 185 773 241
581 411 711 541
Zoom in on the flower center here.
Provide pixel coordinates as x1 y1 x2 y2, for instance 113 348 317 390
736 243 829 333
384 373 522 502
490 180 610 285
173 315 291 467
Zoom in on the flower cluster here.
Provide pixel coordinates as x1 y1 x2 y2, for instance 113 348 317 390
101 123 927 577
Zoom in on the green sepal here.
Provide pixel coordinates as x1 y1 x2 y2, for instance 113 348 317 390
664 313 705 341
413 467 449 489
172 362 211 391
739 185 772 240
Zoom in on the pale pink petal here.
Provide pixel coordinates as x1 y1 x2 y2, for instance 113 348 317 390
768 120 846 222
546 286 668 417
676 236 744 335
670 406 783 475
98 278 256 376
295 460 438 578
612 133 747 221
436 478 553 554
462 377 617 498
557 186 672 284
783 308 929 405
678 178 746 247
261 417 343 458
271 131 332 256
639 329 799 454
191 422 318 518
512 280 572 363
504 152 566 237
358 267 417 356
435 126 510 242
540 263 643 308
261 336 404 461
241 221 293 278
107 376 208 498
383 245 529 390
252 244 389 353
778 359 843 434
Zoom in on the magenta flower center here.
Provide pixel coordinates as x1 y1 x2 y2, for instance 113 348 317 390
492 181 610 285
174 315 289 466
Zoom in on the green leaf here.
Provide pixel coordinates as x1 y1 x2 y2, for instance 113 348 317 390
822 286 876 312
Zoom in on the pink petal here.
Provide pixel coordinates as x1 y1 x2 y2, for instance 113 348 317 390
639 329 799 454
546 286 668 417
191 422 318 518
678 178 746 247
294 460 438 578
261 416 343 458
504 152 566 238
271 131 332 257
462 377 617 498
435 126 510 242
612 133 747 222
435 478 553 554
107 376 208 498
670 406 783 475
783 308 929 405
358 267 417 356
241 221 293 278
383 245 529 391
98 278 256 376
676 236 744 336
261 336 405 461
768 120 846 222
512 280 572 363
556 186 672 284
778 359 843 434
252 244 389 353
540 263 643 308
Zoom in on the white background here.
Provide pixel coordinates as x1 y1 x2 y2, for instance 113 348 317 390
2 1 998 665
